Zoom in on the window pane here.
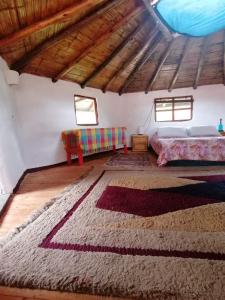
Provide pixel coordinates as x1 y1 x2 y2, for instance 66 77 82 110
156 110 173 122
74 96 98 125
174 109 191 121
174 101 191 109
156 102 173 111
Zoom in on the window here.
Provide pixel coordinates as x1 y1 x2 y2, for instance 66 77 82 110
155 96 193 122
74 95 99 126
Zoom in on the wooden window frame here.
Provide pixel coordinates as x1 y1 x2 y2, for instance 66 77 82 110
154 95 194 122
74 94 99 126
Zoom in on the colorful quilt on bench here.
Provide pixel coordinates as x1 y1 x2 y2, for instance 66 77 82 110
62 127 127 154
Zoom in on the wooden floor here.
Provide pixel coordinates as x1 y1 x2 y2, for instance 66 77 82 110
0 153 130 300
2 152 225 300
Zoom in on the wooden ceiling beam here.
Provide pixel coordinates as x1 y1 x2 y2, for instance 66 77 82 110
119 30 162 95
141 0 172 40
10 0 120 72
168 37 192 92
0 0 98 48
103 26 158 93
53 5 144 82
145 38 175 93
80 20 146 89
193 37 210 89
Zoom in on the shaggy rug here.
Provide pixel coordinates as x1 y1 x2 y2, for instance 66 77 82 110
1 169 225 299
105 152 152 167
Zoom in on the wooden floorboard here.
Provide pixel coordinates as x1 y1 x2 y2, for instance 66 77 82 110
0 286 127 300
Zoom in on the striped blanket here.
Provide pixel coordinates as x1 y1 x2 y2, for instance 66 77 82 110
62 127 127 154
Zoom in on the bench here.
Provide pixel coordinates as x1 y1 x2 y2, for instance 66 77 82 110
62 127 128 165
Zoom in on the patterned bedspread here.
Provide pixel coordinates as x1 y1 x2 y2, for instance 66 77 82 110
150 134 225 166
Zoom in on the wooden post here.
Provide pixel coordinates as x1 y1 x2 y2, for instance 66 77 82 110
65 134 72 165
66 150 72 166
124 144 128 154
77 145 84 166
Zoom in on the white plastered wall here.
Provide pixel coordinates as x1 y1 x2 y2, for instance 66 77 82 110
12 71 225 169
0 58 25 194
1 57 225 175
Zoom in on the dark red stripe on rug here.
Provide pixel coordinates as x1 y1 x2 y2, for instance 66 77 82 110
39 170 105 248
183 174 225 182
39 171 225 261
42 242 225 261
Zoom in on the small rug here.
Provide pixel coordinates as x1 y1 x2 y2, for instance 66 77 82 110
105 152 152 167
1 169 225 299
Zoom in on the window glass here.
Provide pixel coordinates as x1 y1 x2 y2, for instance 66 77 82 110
155 96 193 122
74 95 98 126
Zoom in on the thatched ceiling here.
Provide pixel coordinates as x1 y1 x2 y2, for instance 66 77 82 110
0 0 224 94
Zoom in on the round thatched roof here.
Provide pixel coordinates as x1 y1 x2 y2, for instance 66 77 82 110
0 0 224 94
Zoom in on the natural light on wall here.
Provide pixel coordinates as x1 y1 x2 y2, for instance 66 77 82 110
155 0 225 37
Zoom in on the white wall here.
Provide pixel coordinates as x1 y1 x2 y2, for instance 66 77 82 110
122 85 225 137
13 74 125 169
11 68 225 170
0 59 25 194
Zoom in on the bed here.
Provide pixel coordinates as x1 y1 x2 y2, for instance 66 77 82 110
150 126 225 166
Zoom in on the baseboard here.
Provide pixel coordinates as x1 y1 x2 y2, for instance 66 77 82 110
1 148 132 219
12 147 132 194
0 194 10 214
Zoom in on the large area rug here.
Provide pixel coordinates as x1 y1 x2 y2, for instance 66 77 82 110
1 168 225 299
105 152 152 168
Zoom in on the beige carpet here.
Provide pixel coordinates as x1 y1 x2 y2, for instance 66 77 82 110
1 167 225 299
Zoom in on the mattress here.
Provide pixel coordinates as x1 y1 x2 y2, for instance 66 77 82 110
150 134 225 166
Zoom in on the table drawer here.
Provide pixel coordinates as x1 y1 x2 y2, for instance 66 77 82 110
133 136 147 143
133 143 147 150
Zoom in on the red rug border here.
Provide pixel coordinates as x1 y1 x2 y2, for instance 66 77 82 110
39 171 225 261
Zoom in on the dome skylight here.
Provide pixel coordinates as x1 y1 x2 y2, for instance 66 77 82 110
156 0 225 37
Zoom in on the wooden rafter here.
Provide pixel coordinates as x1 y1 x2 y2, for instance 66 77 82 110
80 20 146 88
193 37 210 89
168 37 192 92
102 26 158 93
141 0 172 40
119 30 162 95
145 38 175 93
53 5 144 82
0 0 98 48
10 0 120 72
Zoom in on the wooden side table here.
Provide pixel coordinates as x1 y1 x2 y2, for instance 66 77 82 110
220 131 225 136
132 134 148 152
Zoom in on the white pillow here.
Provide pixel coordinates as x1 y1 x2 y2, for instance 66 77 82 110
157 127 188 138
188 126 220 137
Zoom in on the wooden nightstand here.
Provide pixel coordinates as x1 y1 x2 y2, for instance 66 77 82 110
220 131 225 136
132 134 148 152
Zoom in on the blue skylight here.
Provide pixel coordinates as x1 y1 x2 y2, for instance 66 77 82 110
156 0 225 37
